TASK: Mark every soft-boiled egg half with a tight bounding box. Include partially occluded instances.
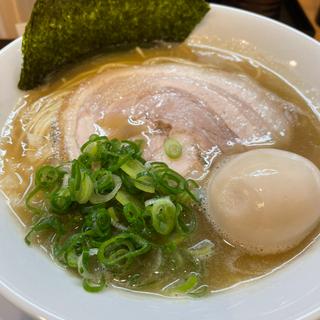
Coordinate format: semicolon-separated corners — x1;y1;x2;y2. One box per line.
207;149;320;255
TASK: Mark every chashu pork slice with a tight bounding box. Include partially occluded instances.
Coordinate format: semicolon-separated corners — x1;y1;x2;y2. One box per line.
60;63;296;178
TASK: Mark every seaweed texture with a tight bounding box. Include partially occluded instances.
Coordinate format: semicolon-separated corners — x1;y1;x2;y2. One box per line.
19;0;210;90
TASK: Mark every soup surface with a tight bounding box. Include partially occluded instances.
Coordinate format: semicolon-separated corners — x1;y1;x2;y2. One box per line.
1;43;320;295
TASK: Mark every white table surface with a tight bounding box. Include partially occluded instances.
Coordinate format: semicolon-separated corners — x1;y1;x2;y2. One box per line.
0;295;33;320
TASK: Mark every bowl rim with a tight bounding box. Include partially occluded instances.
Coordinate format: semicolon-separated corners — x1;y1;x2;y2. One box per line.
0;4;320;320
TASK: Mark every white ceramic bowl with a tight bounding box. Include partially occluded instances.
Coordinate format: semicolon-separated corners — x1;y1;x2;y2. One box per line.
1;4;320;320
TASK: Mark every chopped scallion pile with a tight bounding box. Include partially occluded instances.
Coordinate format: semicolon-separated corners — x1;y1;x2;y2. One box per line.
25;134;209;296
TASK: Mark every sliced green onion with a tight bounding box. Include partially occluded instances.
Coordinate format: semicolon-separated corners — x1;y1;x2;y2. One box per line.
184;179;200;203
164;272;199;295
50;187;72;213
80;135;109;164
159;171;184;193
121;159;155;193
121;159;145;178
134;177;155;193
115;189;143;209
119;171;140;194
174;273;199;293
76;172;94;204
104;207;128;230
123;139;143;155
82;141;98;158
77;248;107;292
123;203;145;231
83;278;106;293
35;165;62;190
93;169;115;194
176;204;197;234
188;285;209;297
66;248;79;268
77;248;99;279
69;161;94;204
166;233;186;248
83;208;112;239
164;138;182;159
98;233;151;269
24;135;203;295
99;237;135;269
25;215;64;245
70;160;81;190
81;134;107;152
25;186;42;215
90;174;121;204
55;233;85;261
151;198;176;235
106;207;118;222
147;163;185;195
145;196;170;207
188;239;215;259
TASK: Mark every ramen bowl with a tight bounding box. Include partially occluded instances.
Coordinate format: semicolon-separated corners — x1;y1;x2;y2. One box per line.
0;4;320;320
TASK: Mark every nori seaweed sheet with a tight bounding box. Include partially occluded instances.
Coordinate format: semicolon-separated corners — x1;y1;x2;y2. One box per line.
19;0;210;90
